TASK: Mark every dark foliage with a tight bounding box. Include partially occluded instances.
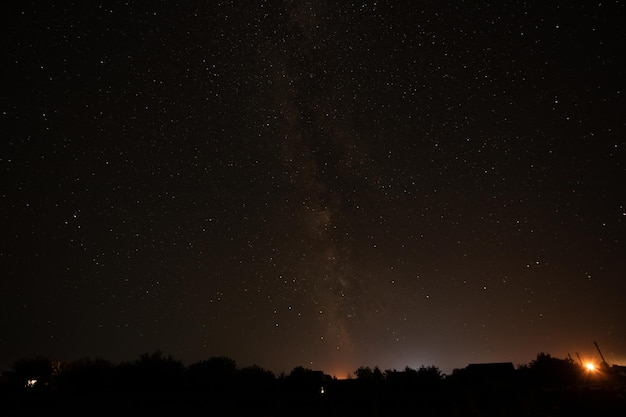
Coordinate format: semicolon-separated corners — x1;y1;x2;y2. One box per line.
1;351;624;416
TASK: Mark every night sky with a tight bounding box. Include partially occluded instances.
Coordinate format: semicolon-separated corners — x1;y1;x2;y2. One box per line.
2;1;625;378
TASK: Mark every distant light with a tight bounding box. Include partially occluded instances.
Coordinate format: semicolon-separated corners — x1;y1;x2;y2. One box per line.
585;362;596;371
26;379;37;388
320;386;325;395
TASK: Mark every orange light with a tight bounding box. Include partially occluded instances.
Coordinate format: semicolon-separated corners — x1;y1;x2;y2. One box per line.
585;362;596;371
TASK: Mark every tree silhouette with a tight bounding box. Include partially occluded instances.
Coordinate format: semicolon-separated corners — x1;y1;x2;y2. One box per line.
522;352;581;387
354;366;384;383
283;366;332;399
116;350;186;398
57;357;115;397
237;364;276;395
416;365;443;387
187;355;237;395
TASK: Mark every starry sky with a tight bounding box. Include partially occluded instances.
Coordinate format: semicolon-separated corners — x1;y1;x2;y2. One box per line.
1;1;625;378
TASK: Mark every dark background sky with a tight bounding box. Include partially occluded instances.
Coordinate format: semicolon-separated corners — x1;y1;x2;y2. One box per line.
2;1;624;378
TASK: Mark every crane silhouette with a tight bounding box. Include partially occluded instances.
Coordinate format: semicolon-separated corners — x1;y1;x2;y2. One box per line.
593;340;610;371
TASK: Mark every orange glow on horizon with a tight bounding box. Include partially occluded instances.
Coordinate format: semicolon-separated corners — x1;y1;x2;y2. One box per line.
325;367;354;380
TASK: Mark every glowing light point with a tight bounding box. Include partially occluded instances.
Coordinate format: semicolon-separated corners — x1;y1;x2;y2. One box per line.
585;362;596;371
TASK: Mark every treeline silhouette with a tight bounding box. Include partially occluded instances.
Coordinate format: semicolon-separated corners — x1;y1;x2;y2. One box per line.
1;351;625;416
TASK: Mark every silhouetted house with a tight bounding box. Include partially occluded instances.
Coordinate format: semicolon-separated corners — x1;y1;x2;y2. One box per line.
611;365;626;377
462;362;516;387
